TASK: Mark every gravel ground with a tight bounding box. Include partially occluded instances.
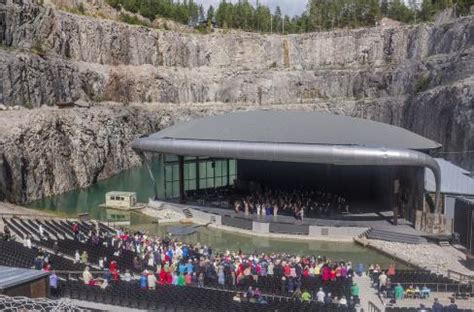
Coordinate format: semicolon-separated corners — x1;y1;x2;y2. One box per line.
0;202;53;216
367;239;473;276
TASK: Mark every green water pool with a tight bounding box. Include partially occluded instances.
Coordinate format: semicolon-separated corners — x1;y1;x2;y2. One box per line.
128;215;407;268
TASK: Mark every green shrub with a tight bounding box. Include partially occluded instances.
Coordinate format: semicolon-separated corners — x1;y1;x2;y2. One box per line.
78;3;85;14
415;75;431;93
195;24;209;34
24;101;33;109
119;13;148;26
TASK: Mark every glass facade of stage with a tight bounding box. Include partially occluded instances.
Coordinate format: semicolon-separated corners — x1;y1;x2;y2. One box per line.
157;155;237;199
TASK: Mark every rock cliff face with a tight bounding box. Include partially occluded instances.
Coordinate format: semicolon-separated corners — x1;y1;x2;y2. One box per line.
0;0;472;203
0;105;161;202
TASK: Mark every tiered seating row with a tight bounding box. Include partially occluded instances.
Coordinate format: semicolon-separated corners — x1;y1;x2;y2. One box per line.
60;280;354;312
0;239;85;271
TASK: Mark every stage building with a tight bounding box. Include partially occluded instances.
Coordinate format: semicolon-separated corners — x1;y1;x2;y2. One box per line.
132;111;446;232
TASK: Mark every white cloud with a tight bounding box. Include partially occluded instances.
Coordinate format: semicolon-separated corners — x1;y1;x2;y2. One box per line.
194;0;307;17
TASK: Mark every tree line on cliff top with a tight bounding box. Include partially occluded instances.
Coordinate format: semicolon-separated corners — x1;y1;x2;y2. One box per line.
106;0;473;33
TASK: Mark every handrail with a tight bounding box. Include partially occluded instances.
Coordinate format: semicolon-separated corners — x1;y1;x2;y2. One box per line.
368;301;382;312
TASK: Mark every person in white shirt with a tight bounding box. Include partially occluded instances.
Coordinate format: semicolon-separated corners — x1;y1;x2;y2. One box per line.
339;296;348;306
100;279;108;289
25;235;32;249
147;272;157;290
378;271;388;292
317;288;325;303
123;269;132;282
83;267;93;285
147;254;154;267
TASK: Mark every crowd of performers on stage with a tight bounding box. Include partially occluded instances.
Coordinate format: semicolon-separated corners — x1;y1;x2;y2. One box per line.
232;187;349;220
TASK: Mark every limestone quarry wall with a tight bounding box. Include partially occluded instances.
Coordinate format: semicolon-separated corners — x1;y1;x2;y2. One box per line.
0;0;472;203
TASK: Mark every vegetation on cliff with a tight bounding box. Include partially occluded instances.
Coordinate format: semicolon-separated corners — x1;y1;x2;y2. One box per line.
106;0;472;33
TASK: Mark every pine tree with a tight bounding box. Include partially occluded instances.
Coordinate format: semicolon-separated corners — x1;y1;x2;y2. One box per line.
105;0;465;34
198;4;205;23
207;5;215;22
420;0;434;21
308;0;325;30
381;0;389;16
274;6;282;33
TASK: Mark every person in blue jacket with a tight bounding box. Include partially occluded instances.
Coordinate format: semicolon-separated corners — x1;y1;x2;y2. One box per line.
139;272;148;289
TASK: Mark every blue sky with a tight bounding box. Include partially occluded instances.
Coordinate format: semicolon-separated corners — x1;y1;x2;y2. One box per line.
194;0;308;17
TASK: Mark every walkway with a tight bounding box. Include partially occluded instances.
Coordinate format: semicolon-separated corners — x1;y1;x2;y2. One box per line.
353;274;384;311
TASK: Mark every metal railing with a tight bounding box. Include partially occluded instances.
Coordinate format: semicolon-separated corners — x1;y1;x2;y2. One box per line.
368;301;382;312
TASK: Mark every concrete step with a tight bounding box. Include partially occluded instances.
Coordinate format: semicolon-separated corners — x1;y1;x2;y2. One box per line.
366;229;427;244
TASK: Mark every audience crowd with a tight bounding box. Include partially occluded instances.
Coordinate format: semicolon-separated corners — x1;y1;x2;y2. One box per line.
3;220;468;311
75;227;358;305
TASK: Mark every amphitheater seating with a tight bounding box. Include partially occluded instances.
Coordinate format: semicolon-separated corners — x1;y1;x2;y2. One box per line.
38;236;137;271
37;233;353;297
0;239;85;271
2;217;354;297
372;270;468;294
390;270;455;284
60;279;355;312
225;274;352;299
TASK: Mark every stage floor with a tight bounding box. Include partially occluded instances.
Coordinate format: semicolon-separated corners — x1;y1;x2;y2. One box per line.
167;201;423;236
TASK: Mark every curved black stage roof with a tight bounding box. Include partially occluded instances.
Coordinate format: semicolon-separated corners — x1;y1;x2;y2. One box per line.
147;111;440;150
132;111;442;206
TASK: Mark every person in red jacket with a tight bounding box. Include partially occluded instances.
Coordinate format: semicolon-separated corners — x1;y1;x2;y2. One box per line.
109;260;118;272
322;266;330;283
111;269;119;281
303;266;310;278
330;267;337;281
72;222;79;240
159;268;167;285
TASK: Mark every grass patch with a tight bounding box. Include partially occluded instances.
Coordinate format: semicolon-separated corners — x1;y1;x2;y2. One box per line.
64;3;86;15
